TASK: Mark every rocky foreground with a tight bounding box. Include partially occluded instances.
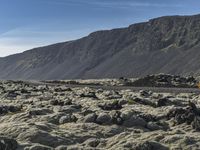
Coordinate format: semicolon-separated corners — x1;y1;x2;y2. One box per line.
0;79;200;149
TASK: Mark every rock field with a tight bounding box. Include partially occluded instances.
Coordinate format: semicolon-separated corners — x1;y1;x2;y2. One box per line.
0;78;200;149
44;74;198;88
127;74;198;88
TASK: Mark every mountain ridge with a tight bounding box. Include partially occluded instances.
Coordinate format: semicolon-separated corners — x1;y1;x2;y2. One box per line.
1;14;200;79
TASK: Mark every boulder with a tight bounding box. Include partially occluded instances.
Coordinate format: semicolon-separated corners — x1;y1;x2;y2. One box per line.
80;92;98;99
49;99;72;106
27;144;53;150
123;116;147;127
96;113;112;125
29;108;52;116
55;145;68;150
0;136;18;150
0;105;22;114
167;101;200;129
139;90;152;97
98;100;122;110
192;116;200;131
83;113;97;123
84;138;100;147
134;141;169;150
59;114;77;124
110;111;123;125
17;129;70;148
147;122;162;131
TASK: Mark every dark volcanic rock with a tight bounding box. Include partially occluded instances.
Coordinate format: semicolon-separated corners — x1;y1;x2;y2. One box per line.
110;111;124;125
129;74;197;88
123;116;147;127
0;105;22;114
49;99;72;106
59;114;77;124
27;144;53;150
192;116;200;131
167;101;200;129
134;141;169;150
156;98;172;107
96;113;112;125
80;92;98;99
131;97;155;107
83;113;97;123
5;90;20;99
98;100;123;110
83;138;100;148
0;137;18;150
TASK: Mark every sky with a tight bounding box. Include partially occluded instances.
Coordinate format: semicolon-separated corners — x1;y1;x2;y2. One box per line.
0;0;200;57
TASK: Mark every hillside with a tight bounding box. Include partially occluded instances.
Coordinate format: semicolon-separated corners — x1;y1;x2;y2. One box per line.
1;14;200;79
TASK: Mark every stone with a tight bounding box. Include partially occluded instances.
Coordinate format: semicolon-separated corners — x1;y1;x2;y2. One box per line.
98;100;122;110
134;141;169;150
53;105;80;113
156;98;172;107
5;90;20;99
83;113;97;123
192;116;200;131
167;102;200;125
132;97;155;107
121;110;138;121
84;138;100;147
147;122;161;131
118;99;128;105
29;108;52;116
47;113;67;124
0;136;18;150
139;90;151;97
59;114;77;124
17;129;70;148
63;99;72;105
55;145;68;150
96;113;112;124
80;92;98;99
138;114;157;122
49;99;72;106
123;116;147;127
28;144;53;150
0;105;22;114
110;111;123;125
49;100;59;106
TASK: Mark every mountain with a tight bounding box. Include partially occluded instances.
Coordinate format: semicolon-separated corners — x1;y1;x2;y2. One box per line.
1;14;200;80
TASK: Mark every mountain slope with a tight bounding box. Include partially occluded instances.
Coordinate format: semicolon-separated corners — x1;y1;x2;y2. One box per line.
1;14;200;80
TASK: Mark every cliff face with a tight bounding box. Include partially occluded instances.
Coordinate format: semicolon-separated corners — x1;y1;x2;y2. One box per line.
1;14;200;80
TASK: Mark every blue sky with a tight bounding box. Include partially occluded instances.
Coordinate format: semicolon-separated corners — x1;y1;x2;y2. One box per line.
0;0;200;57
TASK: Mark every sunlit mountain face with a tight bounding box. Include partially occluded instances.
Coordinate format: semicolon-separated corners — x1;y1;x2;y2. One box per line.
1;14;200;79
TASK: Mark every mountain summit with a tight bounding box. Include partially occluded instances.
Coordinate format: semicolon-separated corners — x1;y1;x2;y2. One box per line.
1;14;200;80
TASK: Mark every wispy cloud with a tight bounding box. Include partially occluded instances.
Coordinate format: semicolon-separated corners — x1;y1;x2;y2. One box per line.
89;1;183;8
43;0;183;9
0;26;93;57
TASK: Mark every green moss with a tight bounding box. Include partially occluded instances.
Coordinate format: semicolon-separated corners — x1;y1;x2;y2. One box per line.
127;99;136;105
112;100;119;105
